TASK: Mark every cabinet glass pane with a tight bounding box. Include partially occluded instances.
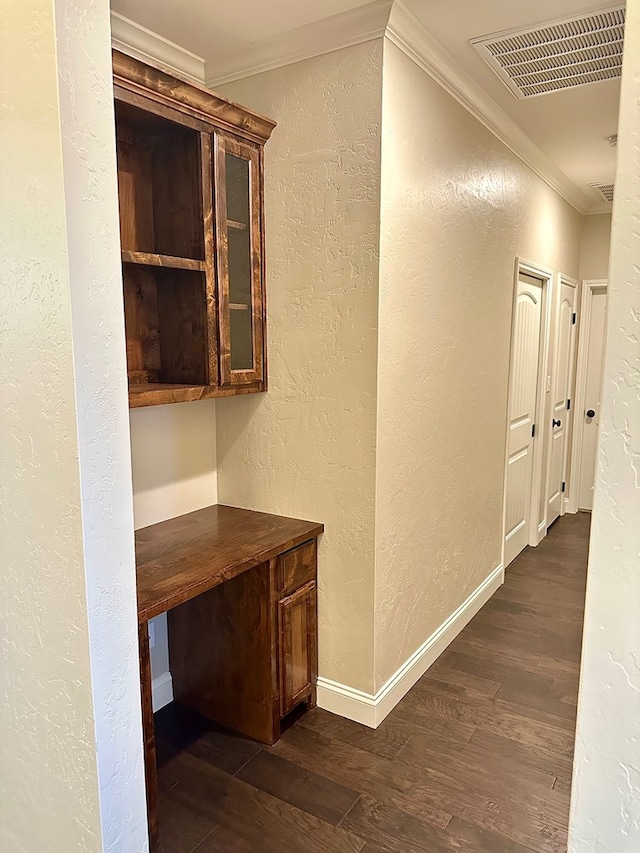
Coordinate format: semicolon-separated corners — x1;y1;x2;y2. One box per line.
225;152;253;370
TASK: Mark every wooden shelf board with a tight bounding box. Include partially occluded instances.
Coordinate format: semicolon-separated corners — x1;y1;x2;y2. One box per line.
129;383;211;407
227;219;248;231
122;250;206;271
128;382;267;407
229;303;250;311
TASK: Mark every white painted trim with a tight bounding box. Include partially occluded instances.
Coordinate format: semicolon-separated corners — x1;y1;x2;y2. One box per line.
315;679;377;727
384;2;591;215
110;11;205;83
585;203;614;216
152;671;174;713
317;564;503;728
567;279;609;513
204;0;393;88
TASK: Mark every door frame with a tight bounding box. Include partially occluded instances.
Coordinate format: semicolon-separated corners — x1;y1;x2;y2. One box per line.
567;279;608;514
544;273;578;522
501;258;554;568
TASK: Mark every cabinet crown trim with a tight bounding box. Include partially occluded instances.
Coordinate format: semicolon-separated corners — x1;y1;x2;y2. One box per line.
113;49;276;143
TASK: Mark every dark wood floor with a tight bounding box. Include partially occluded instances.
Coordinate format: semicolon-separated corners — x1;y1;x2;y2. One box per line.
155;512;590;853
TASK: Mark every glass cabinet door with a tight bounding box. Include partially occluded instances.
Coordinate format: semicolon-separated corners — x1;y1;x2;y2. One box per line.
214;133;265;387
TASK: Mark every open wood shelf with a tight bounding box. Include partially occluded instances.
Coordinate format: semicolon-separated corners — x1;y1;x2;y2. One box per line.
122;250;206;271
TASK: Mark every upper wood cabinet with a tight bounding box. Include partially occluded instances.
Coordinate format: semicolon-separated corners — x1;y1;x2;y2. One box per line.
112;51;276;408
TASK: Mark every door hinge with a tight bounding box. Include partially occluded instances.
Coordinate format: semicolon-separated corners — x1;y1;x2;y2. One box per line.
567;398;571;410
531;423;536;438
572;312;577;325
561;481;566;493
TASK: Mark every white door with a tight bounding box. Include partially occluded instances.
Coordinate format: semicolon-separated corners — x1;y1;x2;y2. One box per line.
546;279;577;525
504;273;543;566
578;287;608;510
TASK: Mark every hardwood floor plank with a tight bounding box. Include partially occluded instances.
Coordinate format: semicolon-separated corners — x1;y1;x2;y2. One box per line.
445;816;539;853
156;704;261;775
468;729;574;781
396;727;557;793
157;784;217;853
395;680;576;755
272;731;453;831
297;707;413;760
449;651;553;693
495;676;578;724
339;793;458;853
420;664;501;698
164;750;366;853
237;749;360;825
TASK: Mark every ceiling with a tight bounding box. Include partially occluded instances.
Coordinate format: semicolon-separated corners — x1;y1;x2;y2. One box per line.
110;0;622;213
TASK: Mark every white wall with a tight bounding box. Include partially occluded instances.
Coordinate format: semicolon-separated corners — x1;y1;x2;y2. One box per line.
579;213;612;281
374;40;582;689
130;400;218;683
215;41;383;693
1;1;147;850
569;1;640;848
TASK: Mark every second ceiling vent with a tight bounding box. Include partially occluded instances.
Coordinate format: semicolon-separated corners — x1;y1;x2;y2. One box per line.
471;5;625;99
591;182;615;203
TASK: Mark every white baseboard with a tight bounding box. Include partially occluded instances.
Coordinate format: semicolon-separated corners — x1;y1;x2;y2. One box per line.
317;563;504;728
152;671;174;713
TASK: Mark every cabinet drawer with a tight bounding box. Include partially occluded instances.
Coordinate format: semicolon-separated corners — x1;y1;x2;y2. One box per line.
277;540;316;596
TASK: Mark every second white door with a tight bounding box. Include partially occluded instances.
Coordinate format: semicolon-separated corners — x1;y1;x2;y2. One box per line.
546;278;577;525
504;273;544;567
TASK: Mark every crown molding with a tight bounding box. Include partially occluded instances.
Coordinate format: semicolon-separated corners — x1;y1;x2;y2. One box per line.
584;202;614;216
110;11;205;84
204;0;393;88
386;1;592;215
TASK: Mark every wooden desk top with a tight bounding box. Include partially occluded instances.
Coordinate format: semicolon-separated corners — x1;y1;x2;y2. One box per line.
136;504;324;623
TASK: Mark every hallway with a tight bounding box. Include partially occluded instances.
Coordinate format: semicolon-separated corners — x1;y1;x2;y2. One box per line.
155;512;590;853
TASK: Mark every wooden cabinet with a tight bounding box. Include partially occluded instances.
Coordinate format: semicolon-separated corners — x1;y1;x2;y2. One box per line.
136;505;323;851
167;541;318;744
112;51;275;407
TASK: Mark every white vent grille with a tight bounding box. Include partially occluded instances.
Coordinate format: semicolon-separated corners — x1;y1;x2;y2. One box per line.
472;6;625;99
591;182;615;202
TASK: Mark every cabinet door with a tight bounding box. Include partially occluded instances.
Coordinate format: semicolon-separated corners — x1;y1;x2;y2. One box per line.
278;581;317;716
214;132;265;387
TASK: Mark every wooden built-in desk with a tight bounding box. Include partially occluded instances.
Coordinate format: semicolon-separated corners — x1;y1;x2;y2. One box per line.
136;505;324;851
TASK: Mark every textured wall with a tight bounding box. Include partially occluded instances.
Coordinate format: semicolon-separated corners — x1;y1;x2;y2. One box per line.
374;41;582;688
569;2;640;848
130;401;218;530
215;41;382;692
131;399;218;680
0;0;146;851
579;213;612;282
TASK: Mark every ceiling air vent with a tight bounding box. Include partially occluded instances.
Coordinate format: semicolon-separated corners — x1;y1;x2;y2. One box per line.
471;5;625;99
591;182;615;202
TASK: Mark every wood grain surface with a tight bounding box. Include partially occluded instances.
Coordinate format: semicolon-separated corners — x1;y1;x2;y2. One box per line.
136;504;324;622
